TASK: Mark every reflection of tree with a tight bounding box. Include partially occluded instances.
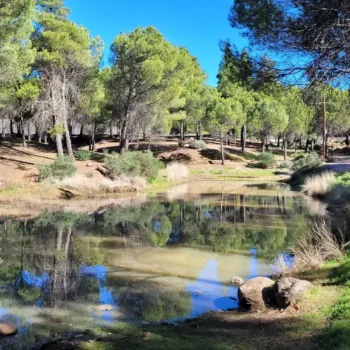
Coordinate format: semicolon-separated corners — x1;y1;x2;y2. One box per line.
118;286;191;322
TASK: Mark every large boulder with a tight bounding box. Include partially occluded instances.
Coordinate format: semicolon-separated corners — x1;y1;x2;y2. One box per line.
273;277;313;308
238;277;275;311
230;276;245;287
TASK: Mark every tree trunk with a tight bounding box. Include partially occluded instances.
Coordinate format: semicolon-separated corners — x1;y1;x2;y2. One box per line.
277;135;280;148
262;137;266;153
79;125;84;140
266;134;269;151
196;123;200;140
89;123;96;151
283;132;288;161
346;134;349;146
225;133;228;146
180;120;185;142
305;139;309;153
56;133;64;156
220;132;225;166
44;133;48;145
38;132;42;143
63;118;74;158
110;123;113;138
27;124;31;141
119;121;128;154
1;118;5;138
10;119;14;136
241;124;246;152
20;115;27;148
311;139;315;152
198;122;202;140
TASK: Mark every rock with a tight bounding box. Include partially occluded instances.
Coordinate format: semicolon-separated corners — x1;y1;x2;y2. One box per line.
231;276;245;287
93;304;113;312
86;163;94;167
238;277;275;311
273;277;313;308
0;322;17;336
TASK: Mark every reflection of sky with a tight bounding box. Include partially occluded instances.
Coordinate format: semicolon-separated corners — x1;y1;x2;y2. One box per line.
248;248;259;279
187;259;237;318
80;265;116;323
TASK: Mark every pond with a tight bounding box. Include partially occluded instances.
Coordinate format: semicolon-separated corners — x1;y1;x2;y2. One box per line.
0;182;340;348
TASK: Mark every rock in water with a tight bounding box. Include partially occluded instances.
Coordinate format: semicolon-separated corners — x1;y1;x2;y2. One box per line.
238;277;275;311
0;322;17;336
231;276;245;287
273;277;313;308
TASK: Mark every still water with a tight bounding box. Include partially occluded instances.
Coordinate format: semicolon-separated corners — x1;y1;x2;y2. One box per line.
0;182;335;348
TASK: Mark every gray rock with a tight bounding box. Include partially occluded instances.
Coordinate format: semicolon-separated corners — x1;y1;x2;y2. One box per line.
273;277;313;308
0;322;17;336
230;276;245;287
238;277;275;311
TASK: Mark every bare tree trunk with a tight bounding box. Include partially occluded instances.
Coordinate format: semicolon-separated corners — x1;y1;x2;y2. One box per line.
110;123;113;138
180;120;185;142
225;133;228;146
56;133;64;156
63;118;74;158
10;118;14;136
1;118;5;138
89;123;96;151
38;132;42;143
27;124;31;141
262;136;266;153
241;124;246;152
20;115;27;148
266;134;269;151
196;123;200;140
220;132;225;166
119;121;129;154
44;133;48;145
283;132;288;161
79;125;84;140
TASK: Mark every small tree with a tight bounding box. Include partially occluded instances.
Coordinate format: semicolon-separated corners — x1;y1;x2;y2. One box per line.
208;96;244;165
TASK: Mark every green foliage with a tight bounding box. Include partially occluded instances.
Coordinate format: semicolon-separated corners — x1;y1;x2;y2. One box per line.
105;151;163;181
255;152;276;169
293;152;322;171
18;287;41;302
74;150;92;161
278;160;293;170
47;124;65;137
336;173;350;187
189;140;207;150
37;156;77;181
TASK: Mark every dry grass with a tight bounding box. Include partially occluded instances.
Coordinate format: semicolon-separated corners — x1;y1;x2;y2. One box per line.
166;162;189;181
301;172;336;197
292;221;349;271
55;173;146;194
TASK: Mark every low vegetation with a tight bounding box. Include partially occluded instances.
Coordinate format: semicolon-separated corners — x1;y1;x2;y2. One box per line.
255;152;276;169
301;172;336;197
56;173;146;194
37;156;77;181
189;140;207;150
73;150;92;161
104;151;163;181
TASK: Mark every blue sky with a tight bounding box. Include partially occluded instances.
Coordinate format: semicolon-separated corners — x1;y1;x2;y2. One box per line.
65;0;249;86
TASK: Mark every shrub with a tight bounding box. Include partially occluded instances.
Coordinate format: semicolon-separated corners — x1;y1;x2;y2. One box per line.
278;160;293;170
37;156;77;181
178;140;186;148
293;152;322;171
255;152;276;169
74;150;92;161
336;172;350;186
189;140;207;150
104;151;163;181
166;162;189;181
301;172;336;196
56;173;146;193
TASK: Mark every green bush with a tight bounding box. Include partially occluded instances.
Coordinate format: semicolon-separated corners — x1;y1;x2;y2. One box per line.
189;140;207;150
336;172;350;186
104;151;163;181
74;150;92;161
293;152;322;171
278;160;293;169
37;156;77;181
255;152;276;169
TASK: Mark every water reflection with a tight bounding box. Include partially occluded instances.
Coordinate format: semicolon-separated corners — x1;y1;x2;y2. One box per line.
0;183;343;348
